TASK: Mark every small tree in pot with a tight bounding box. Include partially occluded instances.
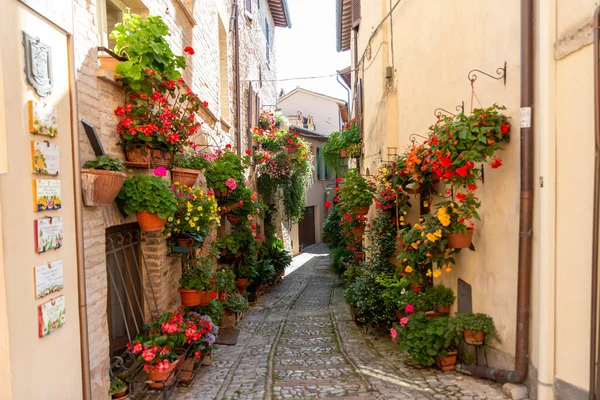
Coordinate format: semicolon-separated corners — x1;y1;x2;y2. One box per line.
81;155;126;206
451;312;498;345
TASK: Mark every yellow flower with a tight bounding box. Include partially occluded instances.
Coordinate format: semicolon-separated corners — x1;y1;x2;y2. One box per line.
421;232;426;237
176;220;180;224
426;233;437;242
411;242;419;250
197;206;203;211
189;222;195;228
433;270;442;279
168;217;174;222
434;229;442;238
426;269;432;277
405;266;413;273
437;207;451;227
413;223;424;230
166;232;171;237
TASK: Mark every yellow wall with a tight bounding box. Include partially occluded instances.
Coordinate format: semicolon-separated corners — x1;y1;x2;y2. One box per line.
0;3;83;398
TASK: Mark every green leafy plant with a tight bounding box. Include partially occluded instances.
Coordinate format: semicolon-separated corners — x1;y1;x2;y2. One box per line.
451;312;499;341
260;239;292;274
338;169;375;212
174;148;211;171
323;119;361;173
109;376;127;396
224;187;262;218
83;155;124;172
179;265;211;291
426;285;456;308
213;269;236;294
110;13;186;91
237;259;257;279
195;299;224;323
375;274;410;310
344;273;396;327
118;173;178;219
251;258;275;286
396;313;459;367
223;293;249;313
204;149;249;192
164;184;220;242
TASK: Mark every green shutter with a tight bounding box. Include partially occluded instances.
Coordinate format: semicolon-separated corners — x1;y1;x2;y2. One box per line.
317;148;322;180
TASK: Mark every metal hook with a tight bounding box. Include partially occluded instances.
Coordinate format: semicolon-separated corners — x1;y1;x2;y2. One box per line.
467;62;507;86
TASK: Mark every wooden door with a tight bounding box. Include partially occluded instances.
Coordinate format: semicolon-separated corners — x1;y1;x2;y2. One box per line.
298;206;316;249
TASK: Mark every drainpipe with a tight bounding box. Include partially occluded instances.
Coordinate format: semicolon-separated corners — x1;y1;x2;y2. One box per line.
233;1;242;156
457;0;534;384
589;6;600;398
68;36;92;400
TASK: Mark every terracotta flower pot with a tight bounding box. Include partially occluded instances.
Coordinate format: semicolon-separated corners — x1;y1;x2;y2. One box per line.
178;355;195;382
236;277;249;291
171;167;200;187
463;329;485;345
354;251;365;262
214;188;233;200
176;237;194;249
227;215;241;225
199;291;211;306
150;148;174;168
193;351;205;366
146;358;179;389
125;145;151;164
80;169;126;206
252;139;258;147
354;205;370;215
447;229;474;248
435;349;458;372
352;225;365;236
339;149;348;158
112;389;129;400
179;288;202;307
323;236;329;243
436;305;451;314
136;211;166;232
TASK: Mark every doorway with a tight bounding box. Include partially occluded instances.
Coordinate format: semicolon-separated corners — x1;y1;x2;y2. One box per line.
298;206;316;250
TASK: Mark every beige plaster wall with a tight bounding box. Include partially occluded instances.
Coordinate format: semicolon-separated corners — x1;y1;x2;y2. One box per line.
278;91;343;135
0;2;83;398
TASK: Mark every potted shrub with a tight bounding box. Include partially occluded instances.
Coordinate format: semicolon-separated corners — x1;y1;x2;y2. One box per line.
223;293;249;316
109;377;129;400
215;235;242;264
426;284;456;314
171;148;210;187
81;155;126;206
118;169;178;232
164;184;220;247
222;187;260;225
178;265;211;307
259;239;292;282
436;194;480;249
452;312;498;345
338;169;375;215
236;260;257;292
396;313;459;371
213;268;236;298
128;335;180;390
249;259;275;299
203;148;248;199
375;274;410;320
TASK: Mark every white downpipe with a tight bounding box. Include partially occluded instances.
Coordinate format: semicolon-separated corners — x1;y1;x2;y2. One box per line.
536;0;557;398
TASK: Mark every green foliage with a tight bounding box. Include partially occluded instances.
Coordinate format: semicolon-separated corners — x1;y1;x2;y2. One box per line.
365;211;401;274
110;13;186;91
225;187;261;218
213;268;236;294
281;172;307;223
179;265;211;291
109;377;127;395
83;155;124;172
238;258;257;279
331;247;353;276
118;174;178;219
426;285;456;307
252;258;275;286
451;313;498;341
173;148;211;170
165;185;220;242
397;313;459;367
260;239;292;274
223;293;249;313
344;272;396;327
323;120;361;173
338;169;375;212
324;205;345;249
399;289;434;312
195;299;224;323
375;274;410;310
204;149;248;192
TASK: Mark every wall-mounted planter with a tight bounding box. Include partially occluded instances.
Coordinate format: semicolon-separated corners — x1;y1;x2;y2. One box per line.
171;167;199;187
81;169;126;206
136;211;166;232
447;229;474;248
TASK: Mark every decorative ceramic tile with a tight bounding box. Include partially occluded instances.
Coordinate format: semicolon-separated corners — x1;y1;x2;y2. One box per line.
31;141;59;175
33;179;61;211
34;260;64;299
28;100;57;137
34;217;63;253
38;295;66;337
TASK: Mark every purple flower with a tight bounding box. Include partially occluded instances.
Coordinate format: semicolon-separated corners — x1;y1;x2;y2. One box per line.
205;333;215;345
405;304;414;314
153;166;167;177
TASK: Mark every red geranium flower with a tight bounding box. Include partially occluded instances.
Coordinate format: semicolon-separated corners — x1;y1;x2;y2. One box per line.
500;122;510;135
491;158;503;169
468;184;478;191
245;149;252;155
336;177;342;183
225;144;232;149
184;46;195;55
325;201;332;209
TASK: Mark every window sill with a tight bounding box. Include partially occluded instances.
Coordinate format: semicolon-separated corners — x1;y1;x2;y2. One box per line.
173;0;196;25
220;118;232;131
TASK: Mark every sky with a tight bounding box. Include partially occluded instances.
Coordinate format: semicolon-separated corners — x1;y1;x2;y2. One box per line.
275;0;351;103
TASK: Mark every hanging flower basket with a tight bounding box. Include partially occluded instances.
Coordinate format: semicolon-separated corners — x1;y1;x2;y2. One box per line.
447;228;474;248
178;288;201;307
176;237;194;249
435;349;458;372
136;211;166;232
339;149;348;159
171;167;199;187
354;206;370;215
226;215;241;225
80;169;126;206
146;358;179;389
352;225;365;236
463;329;485;345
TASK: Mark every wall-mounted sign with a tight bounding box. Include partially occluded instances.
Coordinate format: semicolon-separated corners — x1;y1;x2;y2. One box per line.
34;260;64;299
38;295;66;337
34;217;63;253
18;0;73;34
33;179;61;211
28;101;57;137
22;32;53;98
31;141;59;175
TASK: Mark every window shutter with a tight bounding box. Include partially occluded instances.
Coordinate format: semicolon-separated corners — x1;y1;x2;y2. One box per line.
265;20;271;64
245;0;252;13
317;148;322;180
351;0;361;29
248;83;254;145
356;79;364;139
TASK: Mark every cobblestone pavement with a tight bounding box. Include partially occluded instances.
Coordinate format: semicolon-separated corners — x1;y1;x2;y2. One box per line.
176;245;508;400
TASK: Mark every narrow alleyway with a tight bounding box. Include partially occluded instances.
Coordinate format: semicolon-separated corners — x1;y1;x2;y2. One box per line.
176;245;509;400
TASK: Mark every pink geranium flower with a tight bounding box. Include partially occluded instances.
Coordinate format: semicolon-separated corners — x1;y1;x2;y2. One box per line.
405;304;414;314
153;166;167;177
225;178;237;190
390;327;397;339
400;317;409;327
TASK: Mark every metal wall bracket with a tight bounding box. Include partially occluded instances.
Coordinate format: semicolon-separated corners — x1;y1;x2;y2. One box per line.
434;101;465;118
467;61;507;86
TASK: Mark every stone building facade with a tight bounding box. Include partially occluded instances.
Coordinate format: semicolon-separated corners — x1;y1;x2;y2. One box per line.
71;0;289;397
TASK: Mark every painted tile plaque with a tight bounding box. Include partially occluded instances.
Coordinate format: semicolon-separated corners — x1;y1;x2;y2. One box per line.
34;260;64;299
38;295;66;337
33;179;61;211
28;100;57;137
34;217;63;253
31;141;59;175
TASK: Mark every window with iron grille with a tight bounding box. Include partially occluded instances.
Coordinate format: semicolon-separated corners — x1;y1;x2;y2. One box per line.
245;0;252;13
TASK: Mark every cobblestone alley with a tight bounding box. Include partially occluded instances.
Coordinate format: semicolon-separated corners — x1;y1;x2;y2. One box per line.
176;245;509;400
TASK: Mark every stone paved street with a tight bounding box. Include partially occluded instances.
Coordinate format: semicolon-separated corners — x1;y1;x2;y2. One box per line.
176;245;509;400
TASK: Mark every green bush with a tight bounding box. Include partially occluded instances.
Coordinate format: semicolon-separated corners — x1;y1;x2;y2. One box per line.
213;268;236;294
179;265;211;291
82;155;124;172
338;169;375;212
118;174;178;219
426;285;456;308
223;293;249;313
451;312;498;341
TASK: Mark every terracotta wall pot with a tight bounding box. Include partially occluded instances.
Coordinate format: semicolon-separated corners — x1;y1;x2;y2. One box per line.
354;205;370;215
112;389;130;400
199;291;211;306
81;169;126;206
252;139;258;147
171;167;200;187
339;149;348;158
226;215;241;225
125;145;151;164
146;358;179;389
136;211;166;232
176;237;194;249
435;349;458;372
447;229;474;248
463;329;485;345
99;54;120;74
236;277;249;291
193;351;205;366
435;305;451;314
352;225;365;236
150;148;174;168
179;288;202;306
